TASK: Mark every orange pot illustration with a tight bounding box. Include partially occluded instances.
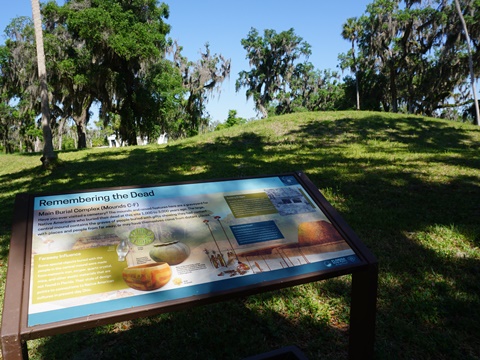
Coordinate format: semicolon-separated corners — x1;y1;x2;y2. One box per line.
122;262;172;291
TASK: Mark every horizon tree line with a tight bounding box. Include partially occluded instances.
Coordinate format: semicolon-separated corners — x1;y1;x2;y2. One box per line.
1;0;479;157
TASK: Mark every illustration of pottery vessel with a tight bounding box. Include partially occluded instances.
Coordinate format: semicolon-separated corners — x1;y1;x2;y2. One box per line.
122;262;172;291
149;240;190;265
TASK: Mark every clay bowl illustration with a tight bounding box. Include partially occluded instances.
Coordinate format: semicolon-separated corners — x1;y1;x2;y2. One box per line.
149;240;190;265
122;262;172;291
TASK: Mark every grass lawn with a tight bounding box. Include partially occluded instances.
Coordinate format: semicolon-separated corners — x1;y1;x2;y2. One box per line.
0;110;479;359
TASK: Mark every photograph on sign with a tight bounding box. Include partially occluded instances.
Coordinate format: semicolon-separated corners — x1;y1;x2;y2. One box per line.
28;175;359;326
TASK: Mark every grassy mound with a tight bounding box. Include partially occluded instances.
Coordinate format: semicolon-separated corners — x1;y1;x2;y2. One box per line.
0;111;479;359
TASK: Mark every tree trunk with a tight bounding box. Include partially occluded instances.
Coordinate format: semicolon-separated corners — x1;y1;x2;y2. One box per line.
352;41;360;110
256;100;268;118
56;116;67;150
31;0;57;165
389;61;398;113
35;136;42;152
77;123;87;149
455;0;479;126
1;125;7;153
73;98;92;149
355;73;360;111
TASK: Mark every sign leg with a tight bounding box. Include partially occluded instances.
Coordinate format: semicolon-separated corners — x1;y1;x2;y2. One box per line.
348;264;378;360
1;337;28;360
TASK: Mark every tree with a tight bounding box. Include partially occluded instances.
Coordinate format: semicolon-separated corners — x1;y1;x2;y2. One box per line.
41;1;96;149
2;17;44;151
0;102;16;153
0;45;14;153
361;0;401;112
31;0;56;165
215;109;246;131
135;58;184;140
236;28;311;118
341;17;362;110
67;0;172;145
2;1;232;150
288;64;343;113
348;0;478;118
340;72;383;112
454;0;479;125
173;42;231;137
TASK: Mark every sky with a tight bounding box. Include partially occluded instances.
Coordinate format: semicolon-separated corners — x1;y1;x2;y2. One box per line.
1;0;372;123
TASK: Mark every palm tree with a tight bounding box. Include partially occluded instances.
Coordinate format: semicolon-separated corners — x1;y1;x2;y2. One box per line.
342;17;362;110
31;0;56;165
454;0;479;126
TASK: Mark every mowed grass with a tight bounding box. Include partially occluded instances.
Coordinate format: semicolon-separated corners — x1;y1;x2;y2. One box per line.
0;111;479;359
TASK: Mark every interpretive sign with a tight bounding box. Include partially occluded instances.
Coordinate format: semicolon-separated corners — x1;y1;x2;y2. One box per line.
1;172;377;360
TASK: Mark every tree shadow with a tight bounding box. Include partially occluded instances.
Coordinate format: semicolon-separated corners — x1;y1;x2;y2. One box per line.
287;115;479;154
35;289;351;360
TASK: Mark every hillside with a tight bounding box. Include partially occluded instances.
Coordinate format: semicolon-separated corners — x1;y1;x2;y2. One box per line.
0;111;479;359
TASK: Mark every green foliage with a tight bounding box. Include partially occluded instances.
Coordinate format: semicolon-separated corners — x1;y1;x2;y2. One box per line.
236;27;346;117
63;0;172;145
225;109;247;127
137;59;185;139
173;42;231;138
236;28;312;117
61;135;76;150
287;67;344;113
341;72;383;111
2;0;228;150
215;109;247;130
2;0;193;150
339;0;480;117
0;102;16;153
67;0;170;61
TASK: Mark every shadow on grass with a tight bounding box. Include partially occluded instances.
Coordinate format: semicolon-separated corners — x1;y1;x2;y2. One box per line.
35;291;349;360
1;114;479;359
285;116;480;358
289;115;479;153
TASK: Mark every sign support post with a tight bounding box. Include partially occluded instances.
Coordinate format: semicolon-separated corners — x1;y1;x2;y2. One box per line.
1;194;30;360
349;263;378;359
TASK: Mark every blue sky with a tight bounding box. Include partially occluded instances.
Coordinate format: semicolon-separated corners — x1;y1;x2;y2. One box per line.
1;0;372;122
